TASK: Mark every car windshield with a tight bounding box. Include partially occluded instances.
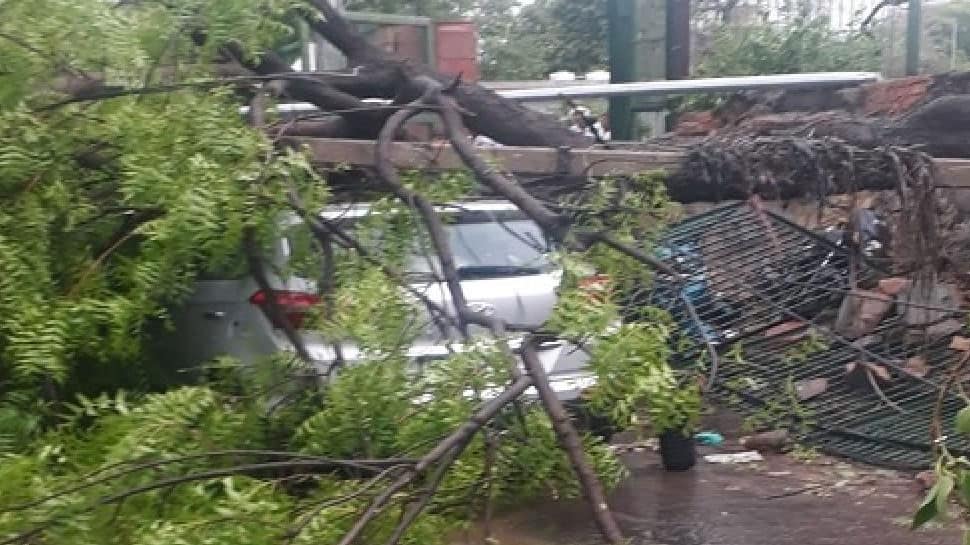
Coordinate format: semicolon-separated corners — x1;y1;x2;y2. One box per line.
281;208;555;280
407;218;554;278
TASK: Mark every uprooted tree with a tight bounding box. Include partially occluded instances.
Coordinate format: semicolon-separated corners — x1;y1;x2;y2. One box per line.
0;1;954;544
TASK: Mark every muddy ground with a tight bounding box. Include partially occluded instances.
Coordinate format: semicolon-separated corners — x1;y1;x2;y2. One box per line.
453;438;958;545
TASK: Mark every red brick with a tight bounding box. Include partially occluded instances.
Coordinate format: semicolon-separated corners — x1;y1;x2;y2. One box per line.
861;76;932;117
674;111;719;136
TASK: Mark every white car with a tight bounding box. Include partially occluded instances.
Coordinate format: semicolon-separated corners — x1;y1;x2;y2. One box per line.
160;200;596;400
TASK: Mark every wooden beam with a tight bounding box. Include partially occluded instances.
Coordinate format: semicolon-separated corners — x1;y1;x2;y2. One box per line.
283;137;685;177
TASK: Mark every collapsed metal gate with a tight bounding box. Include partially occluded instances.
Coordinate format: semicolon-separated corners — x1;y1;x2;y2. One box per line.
645;203;969;469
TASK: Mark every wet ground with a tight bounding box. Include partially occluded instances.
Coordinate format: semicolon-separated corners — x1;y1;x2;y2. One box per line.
453;445;958;545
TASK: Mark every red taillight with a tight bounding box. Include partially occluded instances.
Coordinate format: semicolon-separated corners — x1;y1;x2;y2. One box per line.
249;290;320;330
578;274;611;301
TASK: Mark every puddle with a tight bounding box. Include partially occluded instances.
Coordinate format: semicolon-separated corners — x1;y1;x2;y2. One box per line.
451;450;956;545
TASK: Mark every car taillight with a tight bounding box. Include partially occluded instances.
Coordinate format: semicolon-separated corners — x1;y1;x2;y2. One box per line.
249;290;320;330
578;274;611;300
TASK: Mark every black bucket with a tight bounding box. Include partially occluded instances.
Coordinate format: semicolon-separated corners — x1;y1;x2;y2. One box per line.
659;429;697;471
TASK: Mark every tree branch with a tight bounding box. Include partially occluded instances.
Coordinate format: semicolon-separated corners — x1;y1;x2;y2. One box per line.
521;340;624;544
373;78;470;335
335;374;533;545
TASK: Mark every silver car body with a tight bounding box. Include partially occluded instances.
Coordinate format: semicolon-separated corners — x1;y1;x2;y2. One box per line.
165;200;594;399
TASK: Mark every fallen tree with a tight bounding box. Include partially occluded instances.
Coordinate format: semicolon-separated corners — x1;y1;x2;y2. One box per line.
0;2;957;545
0;2;685;545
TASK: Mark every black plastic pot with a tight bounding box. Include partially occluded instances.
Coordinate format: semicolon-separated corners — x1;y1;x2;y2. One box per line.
659;429;697;471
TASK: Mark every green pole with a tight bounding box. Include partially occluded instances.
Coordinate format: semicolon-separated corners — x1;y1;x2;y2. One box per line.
608;0;635;141
299;20;312;71
906;0;922;75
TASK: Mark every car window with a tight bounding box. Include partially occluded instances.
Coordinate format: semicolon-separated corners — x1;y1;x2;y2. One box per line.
406;219;553;277
281;208;554;280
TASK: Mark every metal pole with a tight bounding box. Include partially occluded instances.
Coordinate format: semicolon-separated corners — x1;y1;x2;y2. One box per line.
299;20;312;72
666;0;691;80
607;0;635;141
905;0;922;76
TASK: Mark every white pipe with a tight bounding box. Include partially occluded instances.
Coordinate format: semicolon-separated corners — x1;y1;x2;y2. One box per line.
240;72;882;114
500;72;881;102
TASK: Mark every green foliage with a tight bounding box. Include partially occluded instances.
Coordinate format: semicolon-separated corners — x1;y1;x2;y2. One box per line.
957;406;970;436
680;16;881;113
0;2;680;542
0;1;322;405
912;401;970;536
0;359;624;545
479;0;607;80
582;320;701;434
296;359;412;459
782;331;829;365
729;376;814;436
696;17;881;77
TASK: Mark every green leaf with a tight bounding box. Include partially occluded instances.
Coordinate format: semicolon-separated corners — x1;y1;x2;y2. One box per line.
913;482;941;529
964;528;970;545
937;474;955;515
956;406;970;435
960;471;970;505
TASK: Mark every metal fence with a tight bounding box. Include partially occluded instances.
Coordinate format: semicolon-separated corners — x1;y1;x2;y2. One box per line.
645;203;967;468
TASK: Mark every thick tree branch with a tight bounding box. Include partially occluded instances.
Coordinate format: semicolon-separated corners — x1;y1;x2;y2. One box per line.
374;78;470;335
304;0;389;65
521;340;624;544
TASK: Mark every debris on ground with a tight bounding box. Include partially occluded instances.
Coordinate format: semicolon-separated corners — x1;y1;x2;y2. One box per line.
951;336;970;352
705;451;765;464
915;470;937;492
695;431;725;446
764;321;808;340
453;447;958;545
794;378;829;401
901;356;930;379
740;430;790;453
740;430;791;452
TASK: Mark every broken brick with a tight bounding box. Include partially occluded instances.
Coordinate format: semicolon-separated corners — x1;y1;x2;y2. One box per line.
861;76;932;117
902;356;930;378
951;336;970;352
764;321;807;340
794;378;829;401
740;429;790;452
674;111;720;136
877;277;911;297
